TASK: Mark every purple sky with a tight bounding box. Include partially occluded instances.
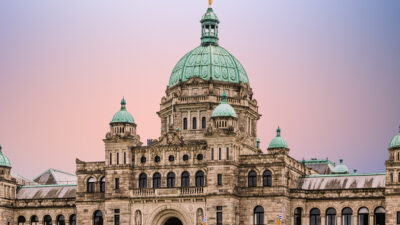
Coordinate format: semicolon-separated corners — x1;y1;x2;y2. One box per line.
0;0;399;178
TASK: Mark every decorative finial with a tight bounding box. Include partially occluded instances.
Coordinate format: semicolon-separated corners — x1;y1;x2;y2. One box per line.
339;158;343;164
120;97;126;110
0;145;2;152
221;92;227;103
276;127;281;137
398;125;400;133
208;0;213;7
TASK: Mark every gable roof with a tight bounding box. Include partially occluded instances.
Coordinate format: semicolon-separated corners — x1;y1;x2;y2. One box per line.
33;168;76;185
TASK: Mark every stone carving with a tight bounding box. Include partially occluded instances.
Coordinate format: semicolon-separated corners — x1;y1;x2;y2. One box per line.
135;210;142;225
196;208;204;225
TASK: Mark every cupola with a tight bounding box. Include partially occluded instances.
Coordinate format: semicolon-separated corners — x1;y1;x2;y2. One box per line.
109;97;137;137
268;127;289;150
333;158;349;174
211;93;238;131
110;97;135;124
389;125;400;149
0;145;11;168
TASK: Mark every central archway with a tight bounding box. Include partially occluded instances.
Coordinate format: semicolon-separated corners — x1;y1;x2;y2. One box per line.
164;217;183;225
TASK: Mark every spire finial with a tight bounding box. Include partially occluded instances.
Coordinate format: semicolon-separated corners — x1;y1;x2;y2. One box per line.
0;145;2;152
208;0;213;8
398;125;400;133
221;92;227;103
339;158;343;164
276;127;281;137
120;97;126;110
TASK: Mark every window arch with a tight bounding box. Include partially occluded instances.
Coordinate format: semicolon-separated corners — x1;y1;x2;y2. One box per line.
195;171;205;186
43;215;52;225
56;215;65;225
167;172;176;188
248;170;257;187
202;117;206;129
181;171;190;187
342;208;353;225
100;177;105;193
263;170;272;187
358;207;369;225
374;207;385;225
93;210;103;225
153;172;161;188
139;173;147;188
310;208;321;225
193;117;197;129
183;118;188;130
18;216;25;225
87;177;95;193
254;206;264;225
295;208;302;225
30;216;39;225
326;208;336;225
69;214;76;225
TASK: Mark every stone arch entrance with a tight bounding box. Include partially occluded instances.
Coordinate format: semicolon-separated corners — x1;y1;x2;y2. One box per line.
164;217;183;225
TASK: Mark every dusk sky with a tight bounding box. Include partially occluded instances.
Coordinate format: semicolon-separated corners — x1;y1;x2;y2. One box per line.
0;0;399;179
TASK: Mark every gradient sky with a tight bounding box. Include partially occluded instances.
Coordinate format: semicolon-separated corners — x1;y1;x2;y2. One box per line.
0;0;399;179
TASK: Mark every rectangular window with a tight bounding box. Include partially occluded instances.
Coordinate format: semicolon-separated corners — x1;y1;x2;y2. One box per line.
219;148;221;160
217;174;222;186
110;153;112;165
211;148;214;160
226;147;229;160
115;178;120;190
216;212;222;225
117;153;120;165
397;211;400;224
124;152;126;164
114;215;120;225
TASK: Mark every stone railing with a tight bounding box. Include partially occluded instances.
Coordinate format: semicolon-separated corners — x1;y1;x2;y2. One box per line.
132;186;205;197
132;188;155;196
180;186;204;195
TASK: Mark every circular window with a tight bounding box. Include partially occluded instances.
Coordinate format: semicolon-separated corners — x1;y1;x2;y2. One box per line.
183;154;189;161
154;155;160;163
197;154;203;161
168;155;175;162
140;156;146;163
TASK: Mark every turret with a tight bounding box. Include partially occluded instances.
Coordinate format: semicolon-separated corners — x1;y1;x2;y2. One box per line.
267;127;289;155
210;93;238;133
108;97;137;138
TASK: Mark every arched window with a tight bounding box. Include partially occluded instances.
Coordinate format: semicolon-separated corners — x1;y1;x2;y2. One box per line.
254;206;264;225
310;208;321;225
43;215;52;225
30;216;39;225
167;172;176;188
248;170;257;187
183;118;188;130
195;171;205;187
139;173;147;188
69;214;76;225
181;171;190;187
390;173;393;182
263;170;272;187
358;207;369;225
295;208;302;225
100;177;105;193
153;172;161;188
326;208;336;225
374;207;385;225
342;208;353;225
56;215;65;225
193;117;197;129
87;177;95;193
202;117;206;129
18;216;26;225
93;210;103;225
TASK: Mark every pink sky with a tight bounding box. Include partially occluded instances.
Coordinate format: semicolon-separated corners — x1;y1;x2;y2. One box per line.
0;0;399;178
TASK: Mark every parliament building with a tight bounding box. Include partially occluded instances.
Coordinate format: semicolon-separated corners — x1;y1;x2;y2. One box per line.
1;5;400;225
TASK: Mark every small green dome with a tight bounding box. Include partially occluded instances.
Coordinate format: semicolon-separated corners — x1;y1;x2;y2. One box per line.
168;8;249;87
389;126;400;149
110;98;135;124
211;93;237;118
0;145;11;168
268;127;289;149
333;159;349;174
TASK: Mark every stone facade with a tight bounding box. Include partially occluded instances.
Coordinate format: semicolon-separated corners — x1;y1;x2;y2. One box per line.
1;5;399;225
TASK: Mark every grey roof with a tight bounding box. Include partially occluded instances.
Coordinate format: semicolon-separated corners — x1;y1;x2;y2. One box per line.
305;163;335;174
33;168;77;185
297;173;386;190
11;171;38;186
16;185;76;199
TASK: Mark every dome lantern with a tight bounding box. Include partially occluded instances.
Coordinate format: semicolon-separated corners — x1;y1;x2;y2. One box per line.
201;7;219;46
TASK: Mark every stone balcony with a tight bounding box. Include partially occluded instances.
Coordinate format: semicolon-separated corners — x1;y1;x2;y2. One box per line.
132;186;205;197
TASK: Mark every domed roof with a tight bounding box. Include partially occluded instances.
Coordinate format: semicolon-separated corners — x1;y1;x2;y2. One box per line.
110;98;135;124
268;127;289;150
0;145;11;168
389;126;400;149
211;93;237;118
333;159;349;174
168;8;249;87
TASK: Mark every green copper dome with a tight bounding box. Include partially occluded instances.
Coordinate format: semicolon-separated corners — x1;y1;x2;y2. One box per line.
389;126;400;149
333;159;349;174
268;127;289;150
0;145;11;168
168;8;249;87
211;93;237;118
110;98;135;124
